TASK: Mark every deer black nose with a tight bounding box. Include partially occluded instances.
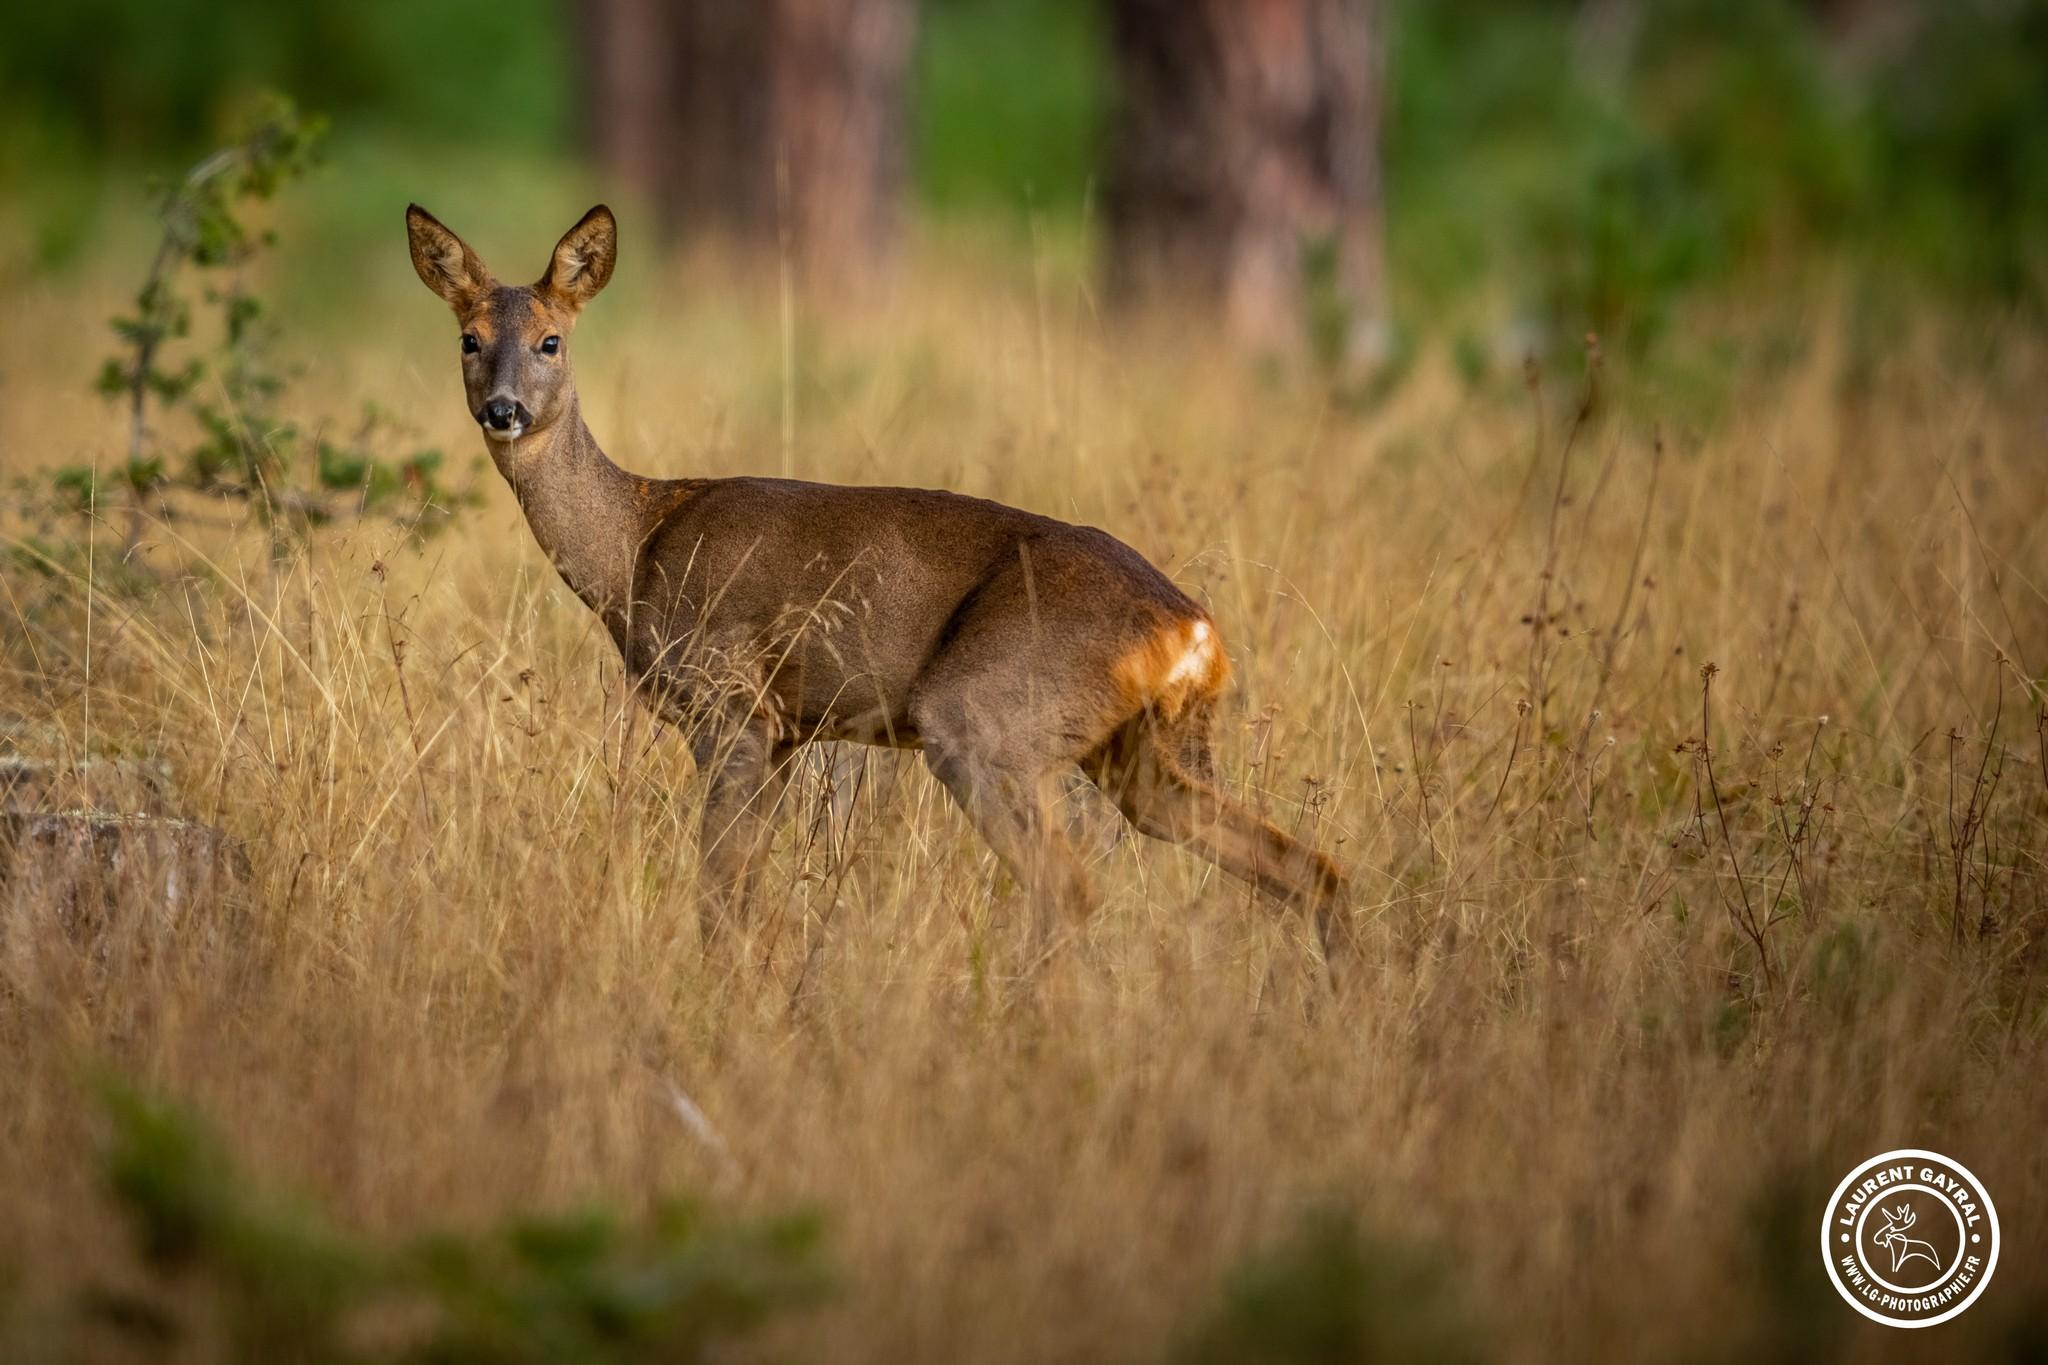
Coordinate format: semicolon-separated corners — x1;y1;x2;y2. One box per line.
482;398;519;430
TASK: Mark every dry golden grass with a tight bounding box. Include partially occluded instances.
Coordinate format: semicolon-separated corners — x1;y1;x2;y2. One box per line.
3;239;2046;1361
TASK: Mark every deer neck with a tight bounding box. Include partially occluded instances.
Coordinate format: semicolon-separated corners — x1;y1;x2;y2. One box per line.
491;395;638;621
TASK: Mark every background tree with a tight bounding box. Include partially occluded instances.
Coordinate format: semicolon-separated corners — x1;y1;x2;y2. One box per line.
1103;0;1387;358
578;0;918;291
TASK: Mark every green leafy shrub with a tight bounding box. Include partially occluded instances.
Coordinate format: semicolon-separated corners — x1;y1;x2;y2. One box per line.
1177;1205;1482;1365
82;1080;830;1364
50;95;480;568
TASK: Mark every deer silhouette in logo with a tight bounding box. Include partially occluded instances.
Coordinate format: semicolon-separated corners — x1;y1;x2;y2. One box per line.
1871;1204;1942;1277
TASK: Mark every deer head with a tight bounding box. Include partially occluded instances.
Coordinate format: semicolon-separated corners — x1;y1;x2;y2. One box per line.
1869;1202;1944;1275
405;204;617;447
1873;1204;1916;1245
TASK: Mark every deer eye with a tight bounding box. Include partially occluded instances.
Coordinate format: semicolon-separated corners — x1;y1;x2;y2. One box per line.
540;335;561;355
461;333;480;355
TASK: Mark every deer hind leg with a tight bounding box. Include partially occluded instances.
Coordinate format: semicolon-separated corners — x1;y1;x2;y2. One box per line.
907;657;1104;955
1089;710;1357;977
920;739;1095;954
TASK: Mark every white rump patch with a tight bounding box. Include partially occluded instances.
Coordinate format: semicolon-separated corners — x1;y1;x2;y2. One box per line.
1162;620;1214;687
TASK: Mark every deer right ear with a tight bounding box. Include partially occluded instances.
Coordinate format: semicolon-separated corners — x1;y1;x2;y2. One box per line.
406;204;491;311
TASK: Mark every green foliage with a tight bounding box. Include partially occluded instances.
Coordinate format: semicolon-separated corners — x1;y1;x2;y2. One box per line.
1866;0;2048;301
83;1079;830;1364
1302;236;1356;379
0;0;567;162
62;96;480;562
916;0;1111;214
94;1081;374;1361
926;0;2048;381
98;93;321;500
1178;1206;1482;1365
1388;0;2048;363
408;1204;830;1364
312;407;461;517
1727;1168;1848;1365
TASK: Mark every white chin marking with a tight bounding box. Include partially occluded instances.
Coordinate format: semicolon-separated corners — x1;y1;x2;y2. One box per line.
487;423;525;443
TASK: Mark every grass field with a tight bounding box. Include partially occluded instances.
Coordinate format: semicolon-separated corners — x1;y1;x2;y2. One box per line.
3;215;2046;1361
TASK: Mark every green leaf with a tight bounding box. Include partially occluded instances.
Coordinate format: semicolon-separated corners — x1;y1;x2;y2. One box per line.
52;465;97;507
124;457;165;491
314;442;368;491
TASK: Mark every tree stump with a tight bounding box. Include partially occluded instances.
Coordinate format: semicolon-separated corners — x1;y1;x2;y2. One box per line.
0;754;172;815
0;812;249;956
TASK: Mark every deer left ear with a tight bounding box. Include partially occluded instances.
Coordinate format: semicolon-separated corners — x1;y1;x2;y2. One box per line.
540;205;617;309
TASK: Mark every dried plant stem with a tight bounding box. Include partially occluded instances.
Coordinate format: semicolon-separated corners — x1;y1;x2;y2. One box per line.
1699;663;1771;991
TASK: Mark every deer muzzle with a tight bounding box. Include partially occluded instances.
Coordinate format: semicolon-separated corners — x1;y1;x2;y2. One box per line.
480;397;532;439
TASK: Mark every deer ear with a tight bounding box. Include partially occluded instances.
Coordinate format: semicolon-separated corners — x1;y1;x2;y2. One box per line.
406;205;492;311
539;205;617;309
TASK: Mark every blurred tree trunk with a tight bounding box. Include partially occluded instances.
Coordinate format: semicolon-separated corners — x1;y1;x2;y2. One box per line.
579;0;677;212
577;0;916;291
1104;0;1386;357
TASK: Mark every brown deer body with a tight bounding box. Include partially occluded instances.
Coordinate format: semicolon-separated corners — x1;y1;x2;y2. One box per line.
406;204;1353;964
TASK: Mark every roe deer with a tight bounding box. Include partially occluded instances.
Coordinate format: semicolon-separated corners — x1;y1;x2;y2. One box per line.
406;203;1354;969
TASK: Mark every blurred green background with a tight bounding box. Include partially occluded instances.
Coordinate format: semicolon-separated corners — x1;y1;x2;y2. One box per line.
2;0;2044;359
